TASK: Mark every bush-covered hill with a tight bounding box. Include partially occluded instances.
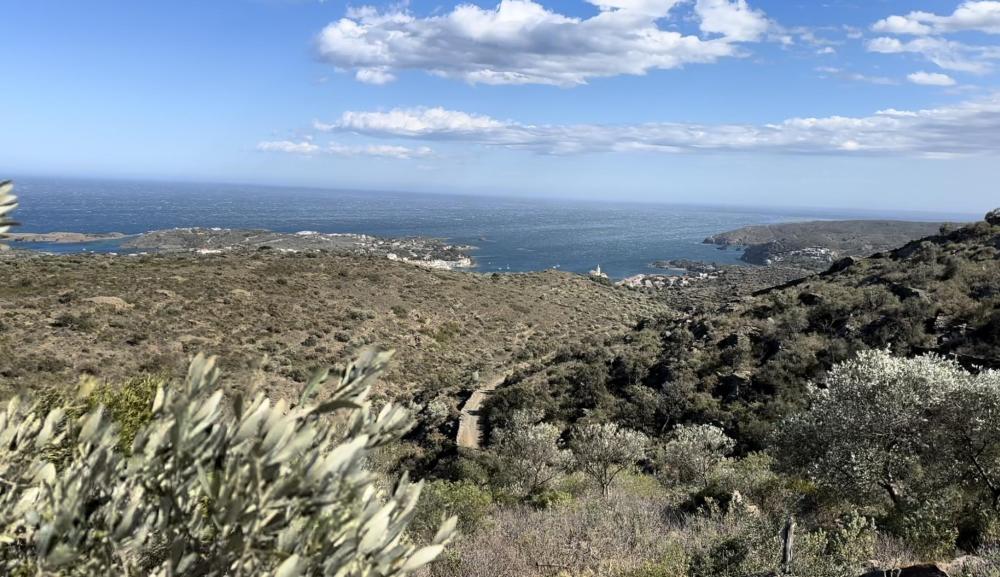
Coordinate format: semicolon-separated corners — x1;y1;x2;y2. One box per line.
704;219;951;267
485;211;1000;450
0;252;663;406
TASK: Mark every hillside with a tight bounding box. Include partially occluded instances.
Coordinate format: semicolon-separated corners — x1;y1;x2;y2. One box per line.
704;219;951;268
0;251;664;408
485;211;1000;450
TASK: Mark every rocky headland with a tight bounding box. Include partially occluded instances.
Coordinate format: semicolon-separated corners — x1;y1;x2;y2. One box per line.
704;219;953;268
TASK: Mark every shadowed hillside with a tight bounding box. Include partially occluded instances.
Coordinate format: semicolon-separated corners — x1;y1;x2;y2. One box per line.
486;211;1000;450
705;219;953;267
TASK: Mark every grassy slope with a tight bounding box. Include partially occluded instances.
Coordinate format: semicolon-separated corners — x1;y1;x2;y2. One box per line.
0;252;664;406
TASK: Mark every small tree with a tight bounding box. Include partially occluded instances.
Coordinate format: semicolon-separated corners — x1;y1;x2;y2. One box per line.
492;410;571;496
936;374;1000;509
774;351;1000;554
775;350;983;508
570;423;648;496
659;423;735;486
0;349;455;576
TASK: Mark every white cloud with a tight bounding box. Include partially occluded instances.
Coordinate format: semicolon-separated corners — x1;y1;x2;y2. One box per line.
256;140;320;154
315;0;774;86
816;66;896;85
873;1;1000;36
868;2;1000;73
257;140;433;159
866;36;996;74
331;143;434;159
907;71;958;86
314;97;1000;157
872;15;934;36
694;0;770;42
354;67;395;85
322;108;506;136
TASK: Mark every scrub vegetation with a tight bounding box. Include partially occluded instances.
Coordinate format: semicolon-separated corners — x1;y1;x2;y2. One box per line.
2;183;1000;576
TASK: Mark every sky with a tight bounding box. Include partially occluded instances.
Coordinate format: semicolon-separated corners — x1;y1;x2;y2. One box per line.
2;0;999;213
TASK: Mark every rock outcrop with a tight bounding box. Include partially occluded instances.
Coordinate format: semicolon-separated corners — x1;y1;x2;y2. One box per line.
859;564;947;577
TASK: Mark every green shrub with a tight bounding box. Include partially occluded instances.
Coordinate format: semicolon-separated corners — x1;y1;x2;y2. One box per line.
888;494;961;560
786;512;878;577
410;480;493;541
525;489;573;510
87;374;163;451
36;374;164;464
0;349;454;575
51;312;97;332
622;555;687;576
689;537;752;577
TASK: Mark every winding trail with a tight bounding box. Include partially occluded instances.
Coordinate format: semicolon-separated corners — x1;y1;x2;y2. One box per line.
456;372;510;450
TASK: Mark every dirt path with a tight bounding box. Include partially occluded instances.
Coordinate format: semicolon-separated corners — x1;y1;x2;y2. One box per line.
456;372;510;450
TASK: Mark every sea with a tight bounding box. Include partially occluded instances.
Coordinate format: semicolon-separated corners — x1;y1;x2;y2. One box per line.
8;177;976;279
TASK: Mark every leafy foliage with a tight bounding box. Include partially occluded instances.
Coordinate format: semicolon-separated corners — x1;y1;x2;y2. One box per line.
569;422;648;496
776;350;1000;554
0;349;454;576
409;481;493;542
491;410;572;497
0;180;17;247
658;424;735;487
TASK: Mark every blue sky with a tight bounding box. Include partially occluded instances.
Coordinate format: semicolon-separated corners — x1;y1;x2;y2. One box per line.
2;0;999;212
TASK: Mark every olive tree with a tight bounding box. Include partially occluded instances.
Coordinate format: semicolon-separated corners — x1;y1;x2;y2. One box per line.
0;180;17;246
569;423;648;496
658;423;735;487
777;349;1000;511
491;410;571;496
936;374;1000;508
0;349;455;576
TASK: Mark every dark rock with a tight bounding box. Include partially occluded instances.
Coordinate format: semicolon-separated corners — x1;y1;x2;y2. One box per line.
987;208;1000;226
719;333;741;348
859;564;947;577
742;242;781;265
715;372;752;402
827;256;859;274
888;283;929;301
798;292;824;306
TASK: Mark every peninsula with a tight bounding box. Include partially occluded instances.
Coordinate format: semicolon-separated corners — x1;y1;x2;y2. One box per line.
123;227;475;270
704;219;953;268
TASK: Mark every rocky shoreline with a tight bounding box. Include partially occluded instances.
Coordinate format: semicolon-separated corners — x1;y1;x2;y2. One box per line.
620;261;810;300
8;231;128;243
121;228;476;270
13;227;476;271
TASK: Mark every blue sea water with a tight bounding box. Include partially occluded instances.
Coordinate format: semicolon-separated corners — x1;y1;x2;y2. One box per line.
9;177;972;279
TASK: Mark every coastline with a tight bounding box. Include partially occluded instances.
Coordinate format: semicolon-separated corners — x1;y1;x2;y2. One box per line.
13;227;478;272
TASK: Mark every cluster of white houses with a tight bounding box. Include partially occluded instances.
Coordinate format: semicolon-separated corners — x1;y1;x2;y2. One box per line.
588;265;720;290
